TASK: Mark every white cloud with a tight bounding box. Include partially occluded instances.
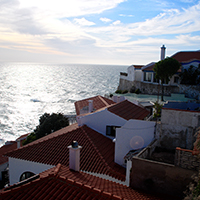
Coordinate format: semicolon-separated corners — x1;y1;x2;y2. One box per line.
0;0;200;64
17;0;126;18
73;18;95;26
112;20;121;25
100;17;112;23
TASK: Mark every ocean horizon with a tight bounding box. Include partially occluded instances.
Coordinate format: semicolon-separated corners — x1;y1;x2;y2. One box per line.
0;62;128;145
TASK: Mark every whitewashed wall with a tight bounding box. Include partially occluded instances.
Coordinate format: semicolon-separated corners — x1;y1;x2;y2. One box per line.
77;109;126;136
9;157;54;185
115;119;155;166
127;66;135;81
135;70;142;82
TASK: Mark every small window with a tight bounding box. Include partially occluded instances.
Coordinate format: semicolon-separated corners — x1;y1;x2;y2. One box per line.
174;76;179;83
144;72;152;82
20;171;35;182
106;126;121;137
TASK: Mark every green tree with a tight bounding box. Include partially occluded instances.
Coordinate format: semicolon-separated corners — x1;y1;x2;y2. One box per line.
23;113;69;145
153;57;180;101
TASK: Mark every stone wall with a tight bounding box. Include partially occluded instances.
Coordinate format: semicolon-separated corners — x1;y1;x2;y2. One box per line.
118;78;200;99
117;79;133;91
117;78;179;95
156;123;196;150
178;84;200;100
175;147;200;171
130;157;197;199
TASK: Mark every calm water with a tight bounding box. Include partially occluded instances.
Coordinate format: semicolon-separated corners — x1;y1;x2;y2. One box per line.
0;62;127;144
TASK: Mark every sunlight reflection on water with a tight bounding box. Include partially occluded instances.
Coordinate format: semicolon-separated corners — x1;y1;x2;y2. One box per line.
0;62;127;142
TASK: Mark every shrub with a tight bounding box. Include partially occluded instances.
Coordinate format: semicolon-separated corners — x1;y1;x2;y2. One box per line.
135;89;141;94
122;90;128;94
115;90;122;94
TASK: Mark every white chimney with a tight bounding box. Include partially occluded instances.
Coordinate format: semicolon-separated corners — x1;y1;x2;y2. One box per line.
17;139;20;149
68;141;82;171
160;45;166;60
88;100;93;113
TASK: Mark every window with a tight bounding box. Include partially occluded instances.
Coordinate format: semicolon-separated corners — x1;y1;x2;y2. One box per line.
20;171;35;182
106;126;121;137
174;76;179;83
153;73;159;83
144;72;152;82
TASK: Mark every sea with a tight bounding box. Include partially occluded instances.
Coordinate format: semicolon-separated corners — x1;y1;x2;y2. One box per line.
0;62;127;145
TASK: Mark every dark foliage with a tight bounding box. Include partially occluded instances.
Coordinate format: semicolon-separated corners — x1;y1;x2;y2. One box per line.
154;57;180;101
179;64;200;85
23;113;69;145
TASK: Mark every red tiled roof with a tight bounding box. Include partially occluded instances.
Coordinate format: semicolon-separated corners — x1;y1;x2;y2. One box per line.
5;124;126;181
16;133;29;141
171;51;200;63
107;100;150;120
0;142;17;165
75;95;115;115
142;63;156;72
142;51;200;72
133;65;144;69
0;134;28;165
0;164;163;200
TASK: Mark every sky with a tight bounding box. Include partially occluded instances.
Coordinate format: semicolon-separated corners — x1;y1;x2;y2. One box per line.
0;0;200;65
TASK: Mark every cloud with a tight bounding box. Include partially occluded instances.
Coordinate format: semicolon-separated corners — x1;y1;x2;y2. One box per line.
112;20;121;25
17;0;126;18
100;17;112;23
0;0;200;64
73;18;95;26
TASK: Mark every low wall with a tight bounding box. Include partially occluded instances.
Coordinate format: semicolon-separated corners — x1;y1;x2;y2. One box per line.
118;79;200;99
178;84;200;100
175;147;200;171
156;123;196;150
130;157;197;199
137;139;158;159
118;79;179;95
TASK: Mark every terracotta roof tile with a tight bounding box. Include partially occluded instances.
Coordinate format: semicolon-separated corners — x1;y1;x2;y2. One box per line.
0;164;164;200
75;95;115;115
171;51;200;63
142;51;200;72
5;124;126;181
107;100;150;120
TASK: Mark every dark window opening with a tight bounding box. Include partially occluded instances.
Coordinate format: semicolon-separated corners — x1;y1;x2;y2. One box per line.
174;76;179;83
20;171;35;182
106;126;121;137
144;72;152;82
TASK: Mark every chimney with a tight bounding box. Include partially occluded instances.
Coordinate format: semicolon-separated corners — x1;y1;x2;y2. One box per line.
88;100;93;113
68;141;82;171
17;139;20;149
160;45;166;60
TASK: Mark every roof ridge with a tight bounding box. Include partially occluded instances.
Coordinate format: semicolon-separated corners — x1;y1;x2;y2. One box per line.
80;126;126;181
4;124;79;157
98;95;110;107
54;163;62;176
81;126;109;168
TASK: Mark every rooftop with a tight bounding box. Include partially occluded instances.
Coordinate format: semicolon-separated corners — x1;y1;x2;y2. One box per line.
5;123;126;181
0;134;28;165
142;50;200;72
0;163;163;200
75;95;115;115
171;51;200;63
107;100;150;120
162;101;200;112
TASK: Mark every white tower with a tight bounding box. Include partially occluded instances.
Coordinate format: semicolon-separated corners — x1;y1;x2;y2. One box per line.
160;45;166;60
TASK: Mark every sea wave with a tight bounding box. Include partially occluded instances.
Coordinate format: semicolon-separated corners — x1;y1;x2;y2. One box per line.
0;62;127;143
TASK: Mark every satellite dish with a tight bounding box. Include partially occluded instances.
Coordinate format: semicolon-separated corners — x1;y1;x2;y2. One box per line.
130;136;144;150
